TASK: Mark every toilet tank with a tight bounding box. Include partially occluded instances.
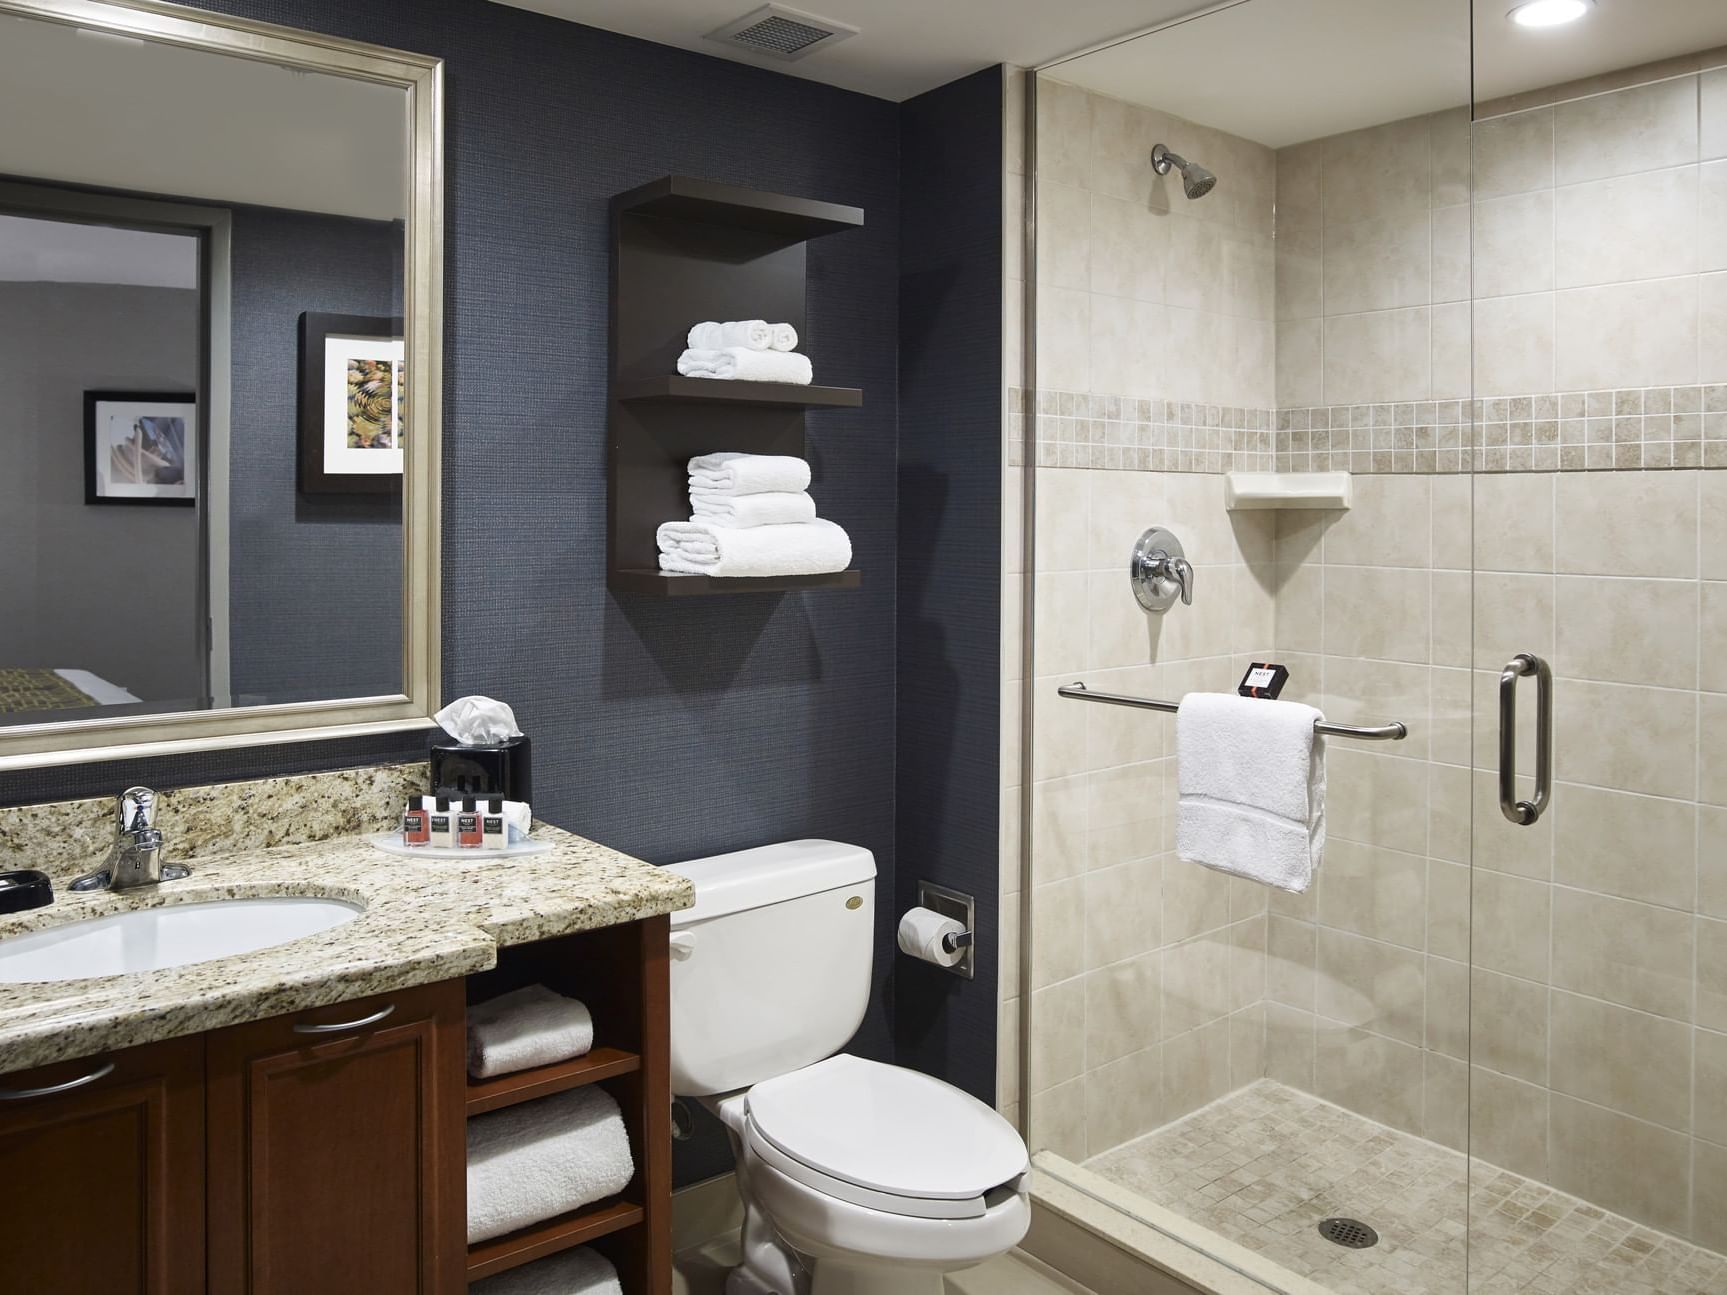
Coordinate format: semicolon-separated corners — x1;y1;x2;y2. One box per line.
665;840;875;1097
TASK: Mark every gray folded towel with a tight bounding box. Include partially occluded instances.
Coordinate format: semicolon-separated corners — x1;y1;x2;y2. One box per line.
469;1245;622;1294
467;985;594;1079
466;1086;634;1243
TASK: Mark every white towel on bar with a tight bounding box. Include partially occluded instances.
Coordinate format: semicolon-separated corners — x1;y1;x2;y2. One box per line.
691;490;817;528
467;1086;635;1244
1175;692;1326;894
687;319;772;351
770;322;798;352
469;1245;622;1295
466;984;594;1080
677;347;812;385
656;518;851;578
688;452;811;496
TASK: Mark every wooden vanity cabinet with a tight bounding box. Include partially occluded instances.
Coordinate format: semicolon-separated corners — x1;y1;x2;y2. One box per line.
0;1034;205;1295
206;980;467;1295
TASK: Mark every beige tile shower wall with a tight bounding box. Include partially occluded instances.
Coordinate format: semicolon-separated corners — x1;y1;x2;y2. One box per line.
1020;74;1285;1164
1035;78;1277;415
1270;471;1727;1251
1275;64;1727;417
1025;468;1278;1163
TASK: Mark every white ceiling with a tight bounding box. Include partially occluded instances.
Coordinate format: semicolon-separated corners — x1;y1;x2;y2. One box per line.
491;0;1202;101
0;214;198;288
1051;0;1727;148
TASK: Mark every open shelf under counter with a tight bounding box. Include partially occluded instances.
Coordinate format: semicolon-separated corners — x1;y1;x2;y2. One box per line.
465;1197;644;1282
465;1046;642;1117
615;375;862;408
1224;471;1352;511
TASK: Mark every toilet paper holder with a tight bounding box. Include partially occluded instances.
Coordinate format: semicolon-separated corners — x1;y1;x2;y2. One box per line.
916;881;976;980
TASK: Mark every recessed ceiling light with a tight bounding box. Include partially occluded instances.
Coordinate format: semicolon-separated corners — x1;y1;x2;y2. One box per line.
1507;0;1594;28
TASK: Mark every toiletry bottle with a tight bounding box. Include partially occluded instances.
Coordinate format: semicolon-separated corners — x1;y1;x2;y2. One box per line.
403;795;430;846
428;797;453;848
456;798;483;848
481;800;508;850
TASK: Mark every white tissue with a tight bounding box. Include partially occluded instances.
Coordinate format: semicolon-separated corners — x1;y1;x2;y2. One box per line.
897;906;967;969
435;695;523;745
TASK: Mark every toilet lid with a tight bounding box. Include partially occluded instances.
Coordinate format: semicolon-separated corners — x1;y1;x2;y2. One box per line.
745;1054;1027;1203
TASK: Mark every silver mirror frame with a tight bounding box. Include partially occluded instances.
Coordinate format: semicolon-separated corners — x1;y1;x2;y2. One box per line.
0;0;443;770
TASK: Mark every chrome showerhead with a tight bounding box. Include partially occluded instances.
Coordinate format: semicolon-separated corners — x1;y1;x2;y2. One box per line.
1151;142;1217;200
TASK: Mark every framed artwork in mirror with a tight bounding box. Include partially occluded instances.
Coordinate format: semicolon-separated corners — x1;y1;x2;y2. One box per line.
297;311;405;494
84;391;197;506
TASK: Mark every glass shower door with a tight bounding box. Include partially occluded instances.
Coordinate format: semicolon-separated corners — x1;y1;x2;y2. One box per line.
1464;17;1727;1288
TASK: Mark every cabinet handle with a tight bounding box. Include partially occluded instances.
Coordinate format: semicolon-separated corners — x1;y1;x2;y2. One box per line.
292;1003;396;1035
0;1060;115;1101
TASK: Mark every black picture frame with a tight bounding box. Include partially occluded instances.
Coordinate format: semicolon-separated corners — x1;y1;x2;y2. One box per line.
297;311;405;495
84;390;198;507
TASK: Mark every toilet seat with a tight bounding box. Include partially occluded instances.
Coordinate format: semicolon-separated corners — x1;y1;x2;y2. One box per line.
742;1054;1027;1221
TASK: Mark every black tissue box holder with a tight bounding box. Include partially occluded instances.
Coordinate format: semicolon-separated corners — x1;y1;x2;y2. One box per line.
430;735;532;803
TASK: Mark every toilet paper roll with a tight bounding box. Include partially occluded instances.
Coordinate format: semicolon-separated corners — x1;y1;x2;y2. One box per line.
897;906;967;968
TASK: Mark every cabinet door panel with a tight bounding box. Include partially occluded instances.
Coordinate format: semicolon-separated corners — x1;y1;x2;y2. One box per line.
0;1035;204;1295
206;981;464;1295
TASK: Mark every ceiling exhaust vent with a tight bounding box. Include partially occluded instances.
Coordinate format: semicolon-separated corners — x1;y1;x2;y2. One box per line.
706;4;858;62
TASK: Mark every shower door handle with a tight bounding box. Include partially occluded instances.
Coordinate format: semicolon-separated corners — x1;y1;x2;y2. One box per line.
1498;653;1553;826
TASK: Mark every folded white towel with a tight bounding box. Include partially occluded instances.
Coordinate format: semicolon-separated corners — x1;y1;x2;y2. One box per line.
467;1086;635;1244
688;452;811;497
467;985;594;1080
1175;693;1326;894
469;1246;622;1295
770;322;798;352
691;491;817;528
687;320;772;351
657;518;851;578
677;347;812;386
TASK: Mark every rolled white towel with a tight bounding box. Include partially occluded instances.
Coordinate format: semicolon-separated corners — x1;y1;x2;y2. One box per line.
467;985;594;1080
688;452;811;496
469;1245;622;1295
687;320;772;351
770;322;798;352
467;1086;635;1244
691;491;817;528
657;518;852;578
677;347;812;386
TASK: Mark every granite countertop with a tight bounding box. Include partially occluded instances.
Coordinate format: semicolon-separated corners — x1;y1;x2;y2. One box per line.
0;824;694;1077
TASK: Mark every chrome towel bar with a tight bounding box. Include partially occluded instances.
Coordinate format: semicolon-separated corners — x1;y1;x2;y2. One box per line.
1058;682;1407;742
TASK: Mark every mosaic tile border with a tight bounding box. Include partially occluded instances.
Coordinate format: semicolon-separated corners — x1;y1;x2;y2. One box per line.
1015;386;1727;473
1009;388;1277;473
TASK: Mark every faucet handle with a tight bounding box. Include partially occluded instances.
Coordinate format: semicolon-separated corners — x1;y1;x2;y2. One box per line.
117;787;157;836
1167;555;1195;606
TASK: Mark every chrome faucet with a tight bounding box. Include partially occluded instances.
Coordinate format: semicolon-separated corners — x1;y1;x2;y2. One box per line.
70;787;191;892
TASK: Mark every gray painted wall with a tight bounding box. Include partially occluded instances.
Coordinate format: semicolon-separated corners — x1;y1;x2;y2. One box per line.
0;280;202;704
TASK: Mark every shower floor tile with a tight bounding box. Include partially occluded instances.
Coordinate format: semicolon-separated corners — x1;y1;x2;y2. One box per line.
1082;1080;1726;1295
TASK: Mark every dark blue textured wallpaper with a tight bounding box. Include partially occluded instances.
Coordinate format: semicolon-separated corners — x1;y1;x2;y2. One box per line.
4;0;1003;1186
228;206;404;704
894;67;1004;1105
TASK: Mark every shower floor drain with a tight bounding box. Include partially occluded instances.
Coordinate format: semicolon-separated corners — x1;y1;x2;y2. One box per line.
1318;1217;1379;1249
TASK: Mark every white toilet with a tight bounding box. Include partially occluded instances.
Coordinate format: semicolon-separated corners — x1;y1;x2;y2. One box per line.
666;840;1029;1295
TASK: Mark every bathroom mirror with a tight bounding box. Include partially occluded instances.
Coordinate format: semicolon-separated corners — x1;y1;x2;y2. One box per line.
0;0;442;768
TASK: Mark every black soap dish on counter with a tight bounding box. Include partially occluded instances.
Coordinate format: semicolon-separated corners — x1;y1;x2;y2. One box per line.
0;869;53;914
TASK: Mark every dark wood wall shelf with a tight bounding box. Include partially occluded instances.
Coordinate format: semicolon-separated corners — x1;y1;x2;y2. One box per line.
615;376;862;408
464;917;671;1291
608;175;864;596
612;569;864;597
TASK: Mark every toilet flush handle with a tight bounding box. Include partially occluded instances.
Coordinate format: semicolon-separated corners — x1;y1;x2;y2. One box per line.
669;931;696;961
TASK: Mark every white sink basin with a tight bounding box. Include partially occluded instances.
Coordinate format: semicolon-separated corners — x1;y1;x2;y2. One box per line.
0;897;363;984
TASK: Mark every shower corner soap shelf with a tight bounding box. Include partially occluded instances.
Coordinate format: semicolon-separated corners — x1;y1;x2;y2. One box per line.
1223;471;1352;511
